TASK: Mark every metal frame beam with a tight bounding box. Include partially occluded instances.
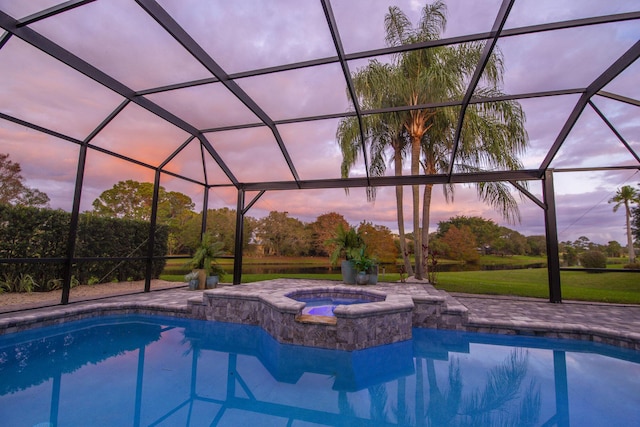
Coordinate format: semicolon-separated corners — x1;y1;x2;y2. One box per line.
200;88;586;135
135;0;301;185
543;170;562;303
132;11;639;99
0;9;239;187
16;0;96;27
233;190;246;285
540;40;640;170
0;1;638;306
320;0;370;186
588;100;640;164
448;0;515;178
240;169;542;192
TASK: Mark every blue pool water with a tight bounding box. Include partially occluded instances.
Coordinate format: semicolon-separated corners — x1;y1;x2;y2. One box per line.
1;315;639;426
299;297;368;316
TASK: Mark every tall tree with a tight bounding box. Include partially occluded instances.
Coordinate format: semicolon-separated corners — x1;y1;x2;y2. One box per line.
384;1;448;279
440;225;479;263
437;215;502;253
526;235;547;256
337;61;413;276
632;205;640;256
0;153;50;207
357;221;399;263
92;180;196;255
339;2;528;279
92;180;156;220
608;185;639;263
310;212;349;257
256;211;310;256
91;180;195;224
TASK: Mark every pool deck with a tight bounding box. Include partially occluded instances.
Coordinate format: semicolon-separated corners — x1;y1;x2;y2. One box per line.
1;278;639;350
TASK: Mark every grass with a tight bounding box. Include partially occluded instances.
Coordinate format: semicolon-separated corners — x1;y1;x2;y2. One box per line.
433;268;640;304
160;256;640;304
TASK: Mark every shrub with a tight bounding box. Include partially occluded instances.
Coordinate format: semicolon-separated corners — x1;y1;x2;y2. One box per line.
0;204;168;292
579;250;607;269
623;262;640;270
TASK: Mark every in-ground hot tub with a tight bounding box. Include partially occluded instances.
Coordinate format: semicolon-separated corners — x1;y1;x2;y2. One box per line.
203;285;414;350
289;288;385;318
298;297;370;316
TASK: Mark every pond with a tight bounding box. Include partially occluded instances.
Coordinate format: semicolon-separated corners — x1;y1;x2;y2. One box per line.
239;262;547;275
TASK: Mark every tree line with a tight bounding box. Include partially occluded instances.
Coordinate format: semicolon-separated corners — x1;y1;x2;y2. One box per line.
93;184;401;262
87;179;557;262
86;180;640;267
2;151;638;266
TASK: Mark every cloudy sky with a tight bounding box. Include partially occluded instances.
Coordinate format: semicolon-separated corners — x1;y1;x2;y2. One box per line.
0;0;638;245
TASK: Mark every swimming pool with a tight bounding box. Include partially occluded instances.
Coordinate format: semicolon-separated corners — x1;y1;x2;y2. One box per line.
1;315;638;426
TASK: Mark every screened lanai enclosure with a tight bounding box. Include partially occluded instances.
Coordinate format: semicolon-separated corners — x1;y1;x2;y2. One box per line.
0;0;638;306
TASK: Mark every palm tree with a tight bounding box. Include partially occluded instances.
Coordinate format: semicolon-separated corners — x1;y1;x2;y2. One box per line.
384;2;449;279
337;61;414;276
338;1;528;279
384;2;527;278
419;86;528;277
609;185;639;263
339;1;452;279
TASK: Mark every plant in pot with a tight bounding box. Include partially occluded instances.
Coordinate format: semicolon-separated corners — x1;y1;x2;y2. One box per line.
184;271;199;290
352;246;377;285
326;224;363;284
188;233;226;290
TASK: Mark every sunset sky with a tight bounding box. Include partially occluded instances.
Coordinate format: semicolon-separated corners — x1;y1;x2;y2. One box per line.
1;0;638;245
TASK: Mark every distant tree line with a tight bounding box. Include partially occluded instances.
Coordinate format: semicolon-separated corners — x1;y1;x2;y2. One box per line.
88;180;401;262
2;147;636;270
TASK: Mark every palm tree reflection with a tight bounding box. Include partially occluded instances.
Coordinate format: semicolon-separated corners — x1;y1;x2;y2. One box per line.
421;349;541;426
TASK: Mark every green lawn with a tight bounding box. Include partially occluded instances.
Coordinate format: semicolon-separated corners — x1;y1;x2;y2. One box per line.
161;256;640;304
433;268;640;304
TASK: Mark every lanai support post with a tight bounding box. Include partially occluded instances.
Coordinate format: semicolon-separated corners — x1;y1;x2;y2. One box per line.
201;186;209;237
144;169;162;292
543;169;562;303
233;189;245;285
61;143;88;304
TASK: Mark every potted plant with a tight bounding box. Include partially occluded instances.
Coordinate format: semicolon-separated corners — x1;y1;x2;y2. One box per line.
352;246;377;285
187;233;226;290
326;224;363;284
184;271;199;290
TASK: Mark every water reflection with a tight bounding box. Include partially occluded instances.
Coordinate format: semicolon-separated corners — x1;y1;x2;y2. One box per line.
239;262;547;275
0;316;638;426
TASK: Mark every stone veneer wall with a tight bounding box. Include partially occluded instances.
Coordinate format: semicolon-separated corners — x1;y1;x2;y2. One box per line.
203;286;415;350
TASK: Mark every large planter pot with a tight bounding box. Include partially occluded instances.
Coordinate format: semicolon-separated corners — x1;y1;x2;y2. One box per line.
188;279;199;290
341;260;356;284
355;271;370;285
206;275;219;289
195;269;207;290
368;265;379;285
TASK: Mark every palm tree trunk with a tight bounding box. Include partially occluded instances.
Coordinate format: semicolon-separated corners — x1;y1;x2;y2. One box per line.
395;147;413;277
422;183;433;280
625;201;636;263
411;135;423;279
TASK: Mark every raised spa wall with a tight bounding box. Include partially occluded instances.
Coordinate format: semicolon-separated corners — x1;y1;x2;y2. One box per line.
202;286;416;351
